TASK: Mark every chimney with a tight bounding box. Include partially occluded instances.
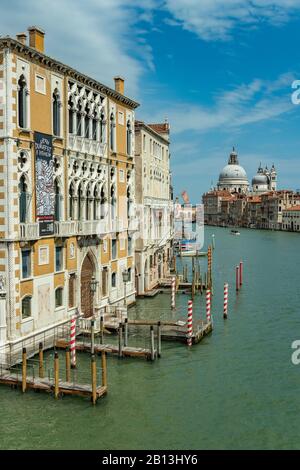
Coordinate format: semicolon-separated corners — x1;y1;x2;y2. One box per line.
114;76;125;95
16;33;27;45
28;26;45;53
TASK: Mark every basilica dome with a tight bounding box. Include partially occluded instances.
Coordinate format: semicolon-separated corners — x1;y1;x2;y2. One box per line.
217;148;249;194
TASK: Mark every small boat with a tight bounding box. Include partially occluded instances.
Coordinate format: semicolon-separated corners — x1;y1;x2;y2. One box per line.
180;250;207;257
230;229;240;236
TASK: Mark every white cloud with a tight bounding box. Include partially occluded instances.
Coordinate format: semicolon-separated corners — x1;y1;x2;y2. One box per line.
163;0;300;41
141;73;296;134
0;0;156;97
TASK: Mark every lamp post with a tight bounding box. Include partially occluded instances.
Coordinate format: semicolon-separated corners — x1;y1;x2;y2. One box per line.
122;268;129;307
90;275;98;354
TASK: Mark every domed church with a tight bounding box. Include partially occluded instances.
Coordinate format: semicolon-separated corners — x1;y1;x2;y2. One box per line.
217;147;249;194
252;163;277;193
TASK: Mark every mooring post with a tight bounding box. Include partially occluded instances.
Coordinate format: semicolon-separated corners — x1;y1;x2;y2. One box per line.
65;346;71;382
187;300;193;346
150;326;155;361
223;283;228;319
91;354;97;405
91;319;95;355
22;347;27;393
38;342;44;379
100;315;104;344
54;351;59;399
236;266;240;292
239;261;243;287
101;351;107;387
118;323;123;358
157;321;162;358
206;289;211;324
124;318;128;347
212;234;215;250
171;276;176;309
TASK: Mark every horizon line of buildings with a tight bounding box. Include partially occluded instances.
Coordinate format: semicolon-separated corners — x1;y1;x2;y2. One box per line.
202;148;300;231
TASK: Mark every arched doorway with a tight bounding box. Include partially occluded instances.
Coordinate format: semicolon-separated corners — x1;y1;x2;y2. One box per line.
80;253;95;318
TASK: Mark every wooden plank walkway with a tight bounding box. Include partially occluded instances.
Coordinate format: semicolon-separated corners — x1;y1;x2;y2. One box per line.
55;339;156;360
0;372;107;400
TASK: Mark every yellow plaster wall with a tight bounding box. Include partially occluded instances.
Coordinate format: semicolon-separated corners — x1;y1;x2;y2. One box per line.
33;238;54;276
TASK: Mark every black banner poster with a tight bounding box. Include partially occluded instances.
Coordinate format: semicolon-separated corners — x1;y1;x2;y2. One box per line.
35;132;54;236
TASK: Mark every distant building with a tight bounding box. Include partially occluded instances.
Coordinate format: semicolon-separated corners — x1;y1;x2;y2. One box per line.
134;120;173;295
282;206;300;232
252;164;277;193
203;148;299;231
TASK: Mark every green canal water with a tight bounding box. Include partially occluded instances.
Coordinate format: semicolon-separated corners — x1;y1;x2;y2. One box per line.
1;226;300;450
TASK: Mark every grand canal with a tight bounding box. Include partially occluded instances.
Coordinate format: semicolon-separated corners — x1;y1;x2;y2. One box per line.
1;226;300;450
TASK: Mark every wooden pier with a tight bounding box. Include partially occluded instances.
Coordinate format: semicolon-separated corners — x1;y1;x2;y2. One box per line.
55;338;157;361
0;371;107;400
161;320;212;344
0;348;108;405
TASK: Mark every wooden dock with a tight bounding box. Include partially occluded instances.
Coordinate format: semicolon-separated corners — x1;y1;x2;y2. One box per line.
161;320;213;344
55;338;156;360
0;371;107;401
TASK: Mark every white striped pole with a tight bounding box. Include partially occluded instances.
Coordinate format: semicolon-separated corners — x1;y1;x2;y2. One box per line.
171;276;176;309
206;289;211;323
187;300;193;346
223;283;228;319
70;315;76;368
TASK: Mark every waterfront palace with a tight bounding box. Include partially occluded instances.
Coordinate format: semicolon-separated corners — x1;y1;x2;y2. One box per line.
203;148;300;231
0;27;174;355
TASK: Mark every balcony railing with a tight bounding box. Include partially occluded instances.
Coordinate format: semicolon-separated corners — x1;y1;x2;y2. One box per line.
78;220;108;236
19;223;39;240
68;134;105;157
54;221;78;237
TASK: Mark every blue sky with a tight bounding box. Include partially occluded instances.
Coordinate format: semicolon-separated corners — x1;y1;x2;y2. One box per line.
1;0;300;201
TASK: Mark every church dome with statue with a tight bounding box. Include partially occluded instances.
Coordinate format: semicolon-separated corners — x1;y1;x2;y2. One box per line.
217;148;249;194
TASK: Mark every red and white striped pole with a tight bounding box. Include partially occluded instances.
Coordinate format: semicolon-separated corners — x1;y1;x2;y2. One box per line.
70;315;76;368
187;300;193;346
171;276;176;309
236;266;239;292
206;289;211;323
223;283;228;319
239;261;243;287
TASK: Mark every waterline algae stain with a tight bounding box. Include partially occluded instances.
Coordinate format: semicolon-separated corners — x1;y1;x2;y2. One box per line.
0;227;300;450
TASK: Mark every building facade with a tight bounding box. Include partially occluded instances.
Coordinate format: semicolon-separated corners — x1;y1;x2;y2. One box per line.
134;120;173;294
0;27;139;353
282;206;300;232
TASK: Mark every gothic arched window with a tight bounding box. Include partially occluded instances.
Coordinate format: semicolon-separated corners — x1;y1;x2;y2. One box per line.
84;104;90;139
18;75;27;129
68;97;75;134
126;120;132;156
53;89;61;136
54;178;62;221
100;112;105;143
76;103;82;136
69;182;75;220
110;112;115;151
19;175;29;223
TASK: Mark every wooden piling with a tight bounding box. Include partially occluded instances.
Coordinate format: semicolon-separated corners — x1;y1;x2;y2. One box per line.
65;347;71;382
118;323;123;358
124;318;128;347
157;321;162;358
239;261;243;287
150;326;155;361
91;319;95;355
236;266;239;292
38;342;44;379
22;347;27;393
101;351;107;387
100;315;104;344
54;352;59;399
91;354;97;405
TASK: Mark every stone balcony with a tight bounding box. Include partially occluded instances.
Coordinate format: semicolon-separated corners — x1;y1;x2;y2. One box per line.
19;219;109;240
128;217;139;232
68;134;105;157
19;222;39;240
